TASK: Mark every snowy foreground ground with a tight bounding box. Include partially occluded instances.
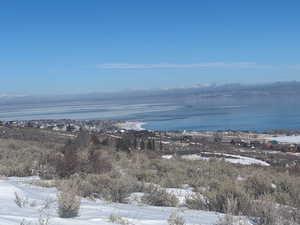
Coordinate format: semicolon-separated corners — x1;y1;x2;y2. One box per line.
0;176;254;225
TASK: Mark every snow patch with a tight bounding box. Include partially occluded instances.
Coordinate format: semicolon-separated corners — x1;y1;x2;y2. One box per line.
162;155;173;159
179;153;270;166
116;121;146;131
265;135;300;144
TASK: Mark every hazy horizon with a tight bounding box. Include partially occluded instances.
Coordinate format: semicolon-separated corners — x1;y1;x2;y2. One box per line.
1;80;300;98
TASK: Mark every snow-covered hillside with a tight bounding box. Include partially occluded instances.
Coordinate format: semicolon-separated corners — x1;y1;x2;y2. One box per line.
0;176;238;225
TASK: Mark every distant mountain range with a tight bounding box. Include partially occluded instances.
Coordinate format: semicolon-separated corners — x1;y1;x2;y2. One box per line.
1;81;300;105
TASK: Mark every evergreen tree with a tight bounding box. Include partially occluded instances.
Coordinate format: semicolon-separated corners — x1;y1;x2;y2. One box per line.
56;140;79;178
116;136;131;152
140;139;145;150
146;139;153;150
152;139;156;151
133;137;138;149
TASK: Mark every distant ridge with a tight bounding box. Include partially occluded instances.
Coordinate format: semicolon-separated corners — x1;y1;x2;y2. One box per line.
1;81;300;104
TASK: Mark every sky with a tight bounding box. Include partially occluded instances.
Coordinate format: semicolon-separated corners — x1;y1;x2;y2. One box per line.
0;0;300;95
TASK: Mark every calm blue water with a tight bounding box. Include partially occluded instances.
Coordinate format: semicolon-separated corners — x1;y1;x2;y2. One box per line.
0;95;299;131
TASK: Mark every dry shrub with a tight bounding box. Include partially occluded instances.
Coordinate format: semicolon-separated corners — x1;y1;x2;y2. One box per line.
0;150;38;177
56;174;93;198
130;157;187;188
19;219;31;225
38;164;56;180
128;154;159;184
102;177;137;203
191;179;252;215
273;172;300;208
79;174;113;198
88;150;113;174
168;211;185;225
133;169;158;183
30;180;56;188
185;193;206;210
215;215;246;225
109;213;134;225
244;172;274;198
36;209;51;225
250;195;299;225
161;169;187;188
57;182;81;218
58;173;141;203
150;160;186;187
184;160;239;189
20;203;52;225
142;185;179;207
14;192;28;208
0;138;58;177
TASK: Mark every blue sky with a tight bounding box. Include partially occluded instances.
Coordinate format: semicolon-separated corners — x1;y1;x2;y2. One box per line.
0;0;299;95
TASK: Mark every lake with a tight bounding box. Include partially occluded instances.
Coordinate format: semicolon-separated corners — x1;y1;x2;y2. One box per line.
0;94;299;131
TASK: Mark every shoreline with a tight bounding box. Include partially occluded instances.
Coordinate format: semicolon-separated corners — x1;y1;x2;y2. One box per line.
2;118;300;134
